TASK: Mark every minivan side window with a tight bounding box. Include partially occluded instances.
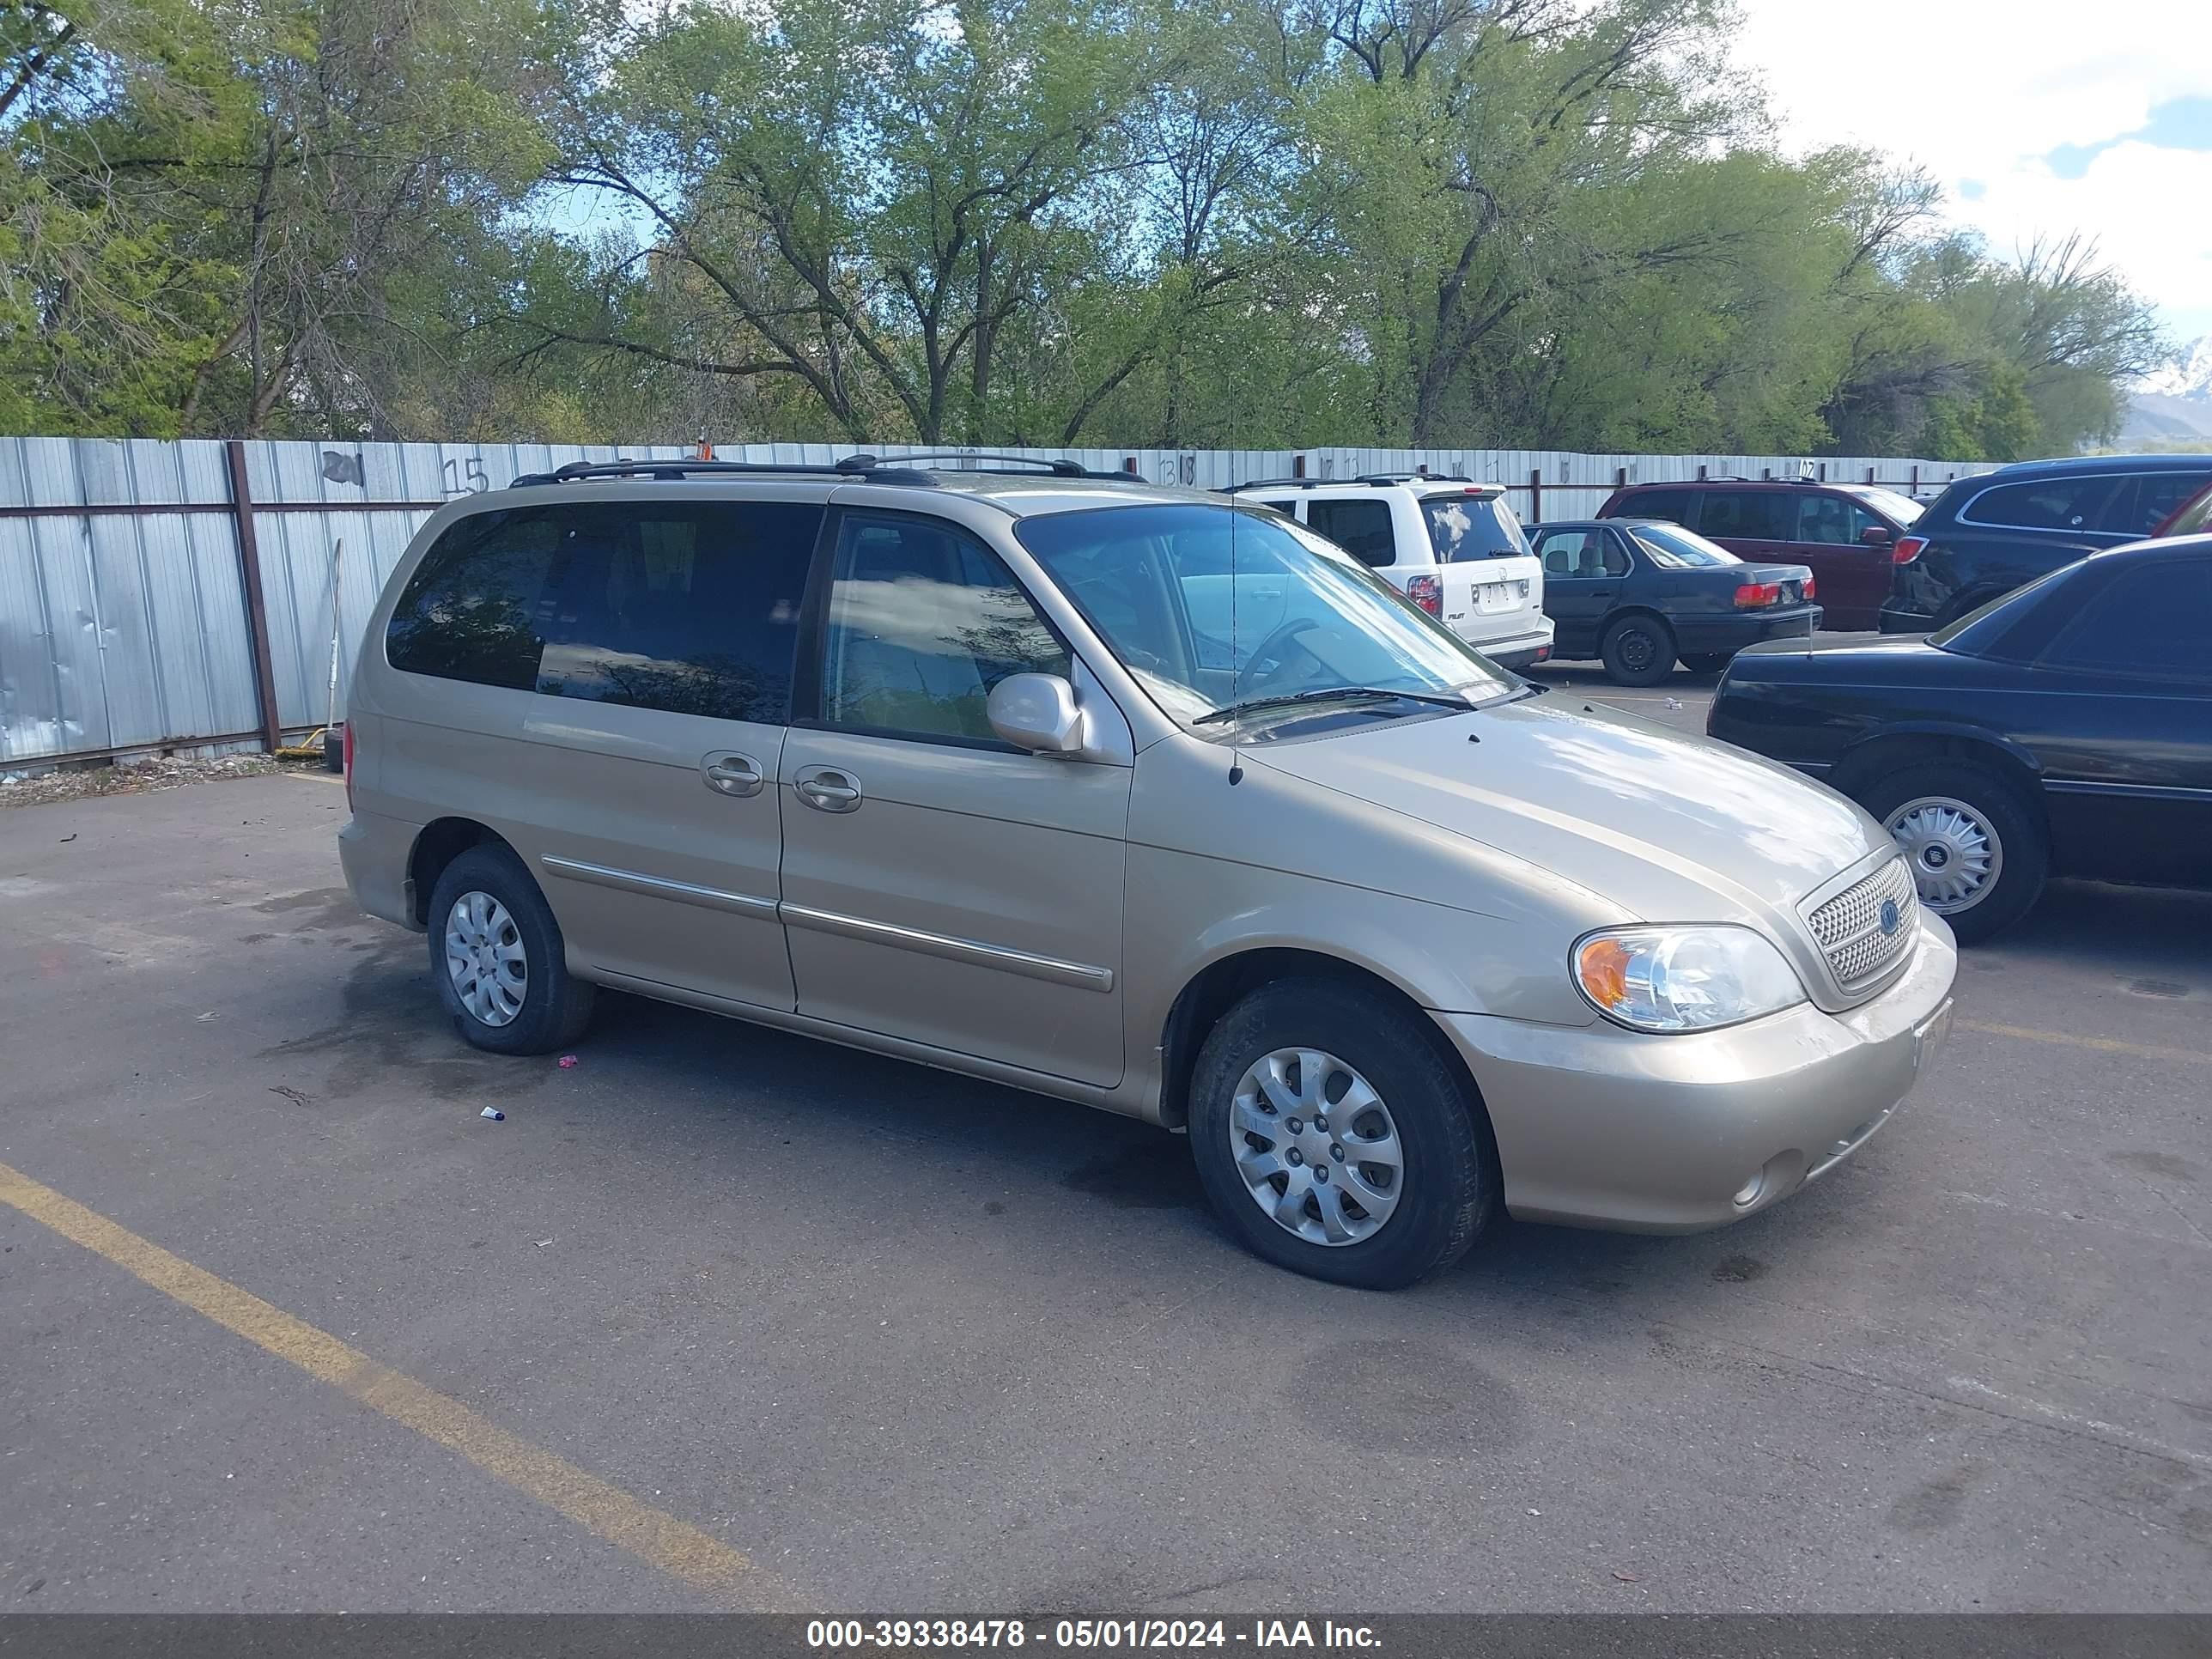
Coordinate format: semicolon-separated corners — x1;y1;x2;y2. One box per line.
1305;499;1396;568
1960;476;2118;532
386;501;821;720
1613;489;1696;528
1794;494;1883;546
538;502;819;721
817;514;1069;743
1698;490;1792;540
386;508;572;691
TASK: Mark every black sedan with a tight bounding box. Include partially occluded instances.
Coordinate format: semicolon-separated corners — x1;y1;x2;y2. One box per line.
1709;534;2212;942
1531;520;1820;686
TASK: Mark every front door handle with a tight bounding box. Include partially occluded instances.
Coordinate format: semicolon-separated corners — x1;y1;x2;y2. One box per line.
794;766;863;813
702;751;764;798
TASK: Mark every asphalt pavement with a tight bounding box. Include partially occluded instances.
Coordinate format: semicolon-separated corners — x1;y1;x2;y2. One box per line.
2;735;2208;1613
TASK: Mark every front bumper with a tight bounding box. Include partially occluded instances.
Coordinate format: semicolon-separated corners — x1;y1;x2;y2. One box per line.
1433;913;1956;1232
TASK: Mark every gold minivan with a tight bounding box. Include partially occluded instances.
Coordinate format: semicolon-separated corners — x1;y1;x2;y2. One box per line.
339;458;1955;1289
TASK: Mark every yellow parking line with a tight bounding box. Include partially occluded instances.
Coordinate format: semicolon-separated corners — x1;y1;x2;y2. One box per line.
1956;1019;2209;1067
0;1159;805;1610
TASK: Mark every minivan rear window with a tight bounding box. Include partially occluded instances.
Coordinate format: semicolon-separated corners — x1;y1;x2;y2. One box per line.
1424;493;1532;561
386;501;820;720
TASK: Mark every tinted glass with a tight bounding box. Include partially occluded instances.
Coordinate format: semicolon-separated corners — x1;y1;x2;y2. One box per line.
1306;498;1397;567
1018;504;1511;729
1611;489;1695;527
2038;558;2212;678
1628;524;1740;568
386;509;575;690
1793;494;1883;547
386;503;819;719
538;503;817;720
1698;490;1793;540
1424;493;1532;561
819;515;1067;742
1962;476;2118;532
2099;471;2212;538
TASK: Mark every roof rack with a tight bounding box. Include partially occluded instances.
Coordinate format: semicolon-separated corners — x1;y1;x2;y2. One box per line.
1222;471;1494;494
509;452;1115;489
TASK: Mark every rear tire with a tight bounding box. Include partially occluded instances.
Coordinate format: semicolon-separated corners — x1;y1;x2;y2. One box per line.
1600;615;1676;687
427;845;595;1054
1187;979;1497;1290
1855;761;2047;945
1680;652;1733;675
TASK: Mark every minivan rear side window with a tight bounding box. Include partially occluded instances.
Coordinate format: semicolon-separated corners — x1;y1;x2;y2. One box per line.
1960;476;2118;532
1305;499;1396;568
1698;490;1793;540
1613;489;1696;528
385;501;821;720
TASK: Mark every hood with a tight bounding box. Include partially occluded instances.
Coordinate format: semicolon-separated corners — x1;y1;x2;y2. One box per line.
1245;693;1886;929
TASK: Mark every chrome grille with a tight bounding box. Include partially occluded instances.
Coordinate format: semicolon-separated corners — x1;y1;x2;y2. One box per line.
1807;859;1918;987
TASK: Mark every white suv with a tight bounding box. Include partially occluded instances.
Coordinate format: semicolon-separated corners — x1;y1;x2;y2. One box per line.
1229;474;1554;669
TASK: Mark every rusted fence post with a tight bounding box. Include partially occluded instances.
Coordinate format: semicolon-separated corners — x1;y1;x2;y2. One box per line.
225;439;285;753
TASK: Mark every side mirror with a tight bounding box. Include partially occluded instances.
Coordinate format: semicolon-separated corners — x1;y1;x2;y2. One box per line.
988;673;1086;756
1859;524;1895;547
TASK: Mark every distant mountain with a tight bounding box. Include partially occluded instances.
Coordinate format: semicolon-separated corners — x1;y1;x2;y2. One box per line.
2138;335;2212;399
2121;335;2212;444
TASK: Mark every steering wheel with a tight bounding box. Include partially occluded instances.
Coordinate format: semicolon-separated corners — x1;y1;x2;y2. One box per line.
1239;617;1324;692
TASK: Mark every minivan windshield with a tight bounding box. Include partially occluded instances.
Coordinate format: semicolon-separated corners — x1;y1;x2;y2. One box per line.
1017;502;1516;728
1841;485;1923;525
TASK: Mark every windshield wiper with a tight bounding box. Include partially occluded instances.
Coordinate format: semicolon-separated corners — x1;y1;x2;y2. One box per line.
1194;685;1473;726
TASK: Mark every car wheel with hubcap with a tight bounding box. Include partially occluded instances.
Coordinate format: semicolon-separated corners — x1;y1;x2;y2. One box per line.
1187;978;1496;1289
427;844;595;1054
1856;761;2047;944
1599;615;1676;687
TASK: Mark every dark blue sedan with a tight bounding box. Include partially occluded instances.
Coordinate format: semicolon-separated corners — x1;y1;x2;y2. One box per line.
1530;520;1820;686
1709;534;2212;942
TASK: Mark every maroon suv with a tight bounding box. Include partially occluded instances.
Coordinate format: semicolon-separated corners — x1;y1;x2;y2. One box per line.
1595;479;1923;631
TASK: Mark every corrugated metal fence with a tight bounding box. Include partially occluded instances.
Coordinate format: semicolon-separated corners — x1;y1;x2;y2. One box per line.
0;436;1985;769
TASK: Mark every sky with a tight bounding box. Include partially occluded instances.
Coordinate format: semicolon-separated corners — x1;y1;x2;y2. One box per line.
1731;0;2212;351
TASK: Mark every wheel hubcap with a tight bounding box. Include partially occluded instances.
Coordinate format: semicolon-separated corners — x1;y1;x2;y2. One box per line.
444;890;527;1027
1619;631;1655;671
1230;1048;1403;1247
1884;797;2002;914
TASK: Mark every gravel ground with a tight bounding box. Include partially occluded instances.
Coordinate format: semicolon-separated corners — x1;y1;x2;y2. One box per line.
0;751;324;811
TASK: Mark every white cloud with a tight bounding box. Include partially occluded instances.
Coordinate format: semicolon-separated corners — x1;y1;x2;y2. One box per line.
1729;0;2212;337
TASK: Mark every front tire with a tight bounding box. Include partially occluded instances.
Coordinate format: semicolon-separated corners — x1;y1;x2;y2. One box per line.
428;845;596;1054
1856;762;2047;944
1600;615;1676;687
1187;979;1497;1290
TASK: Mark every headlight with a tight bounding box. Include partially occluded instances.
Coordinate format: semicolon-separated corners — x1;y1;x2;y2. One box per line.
1572;925;1806;1033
